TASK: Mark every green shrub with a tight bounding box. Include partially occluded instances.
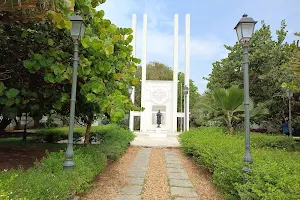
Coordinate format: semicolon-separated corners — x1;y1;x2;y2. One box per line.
35;123;135;144
35;127;85;143
251;133;297;150
1;124;135;200
94;124;135;161
179;127;300;200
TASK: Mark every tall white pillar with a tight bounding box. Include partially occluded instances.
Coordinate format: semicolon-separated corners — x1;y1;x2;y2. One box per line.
172;14;179;133
185;14;190;131
129;14;137;131
140;14;147;132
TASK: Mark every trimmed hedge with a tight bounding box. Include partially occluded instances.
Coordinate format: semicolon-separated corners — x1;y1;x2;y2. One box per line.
35;124;135;144
251;133;297;150
179;127;300;200
0;124;135;200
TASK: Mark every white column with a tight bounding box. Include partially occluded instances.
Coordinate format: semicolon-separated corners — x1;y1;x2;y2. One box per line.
140;14;147;132
185;14;190;131
172;14;179;133
129;14;137;131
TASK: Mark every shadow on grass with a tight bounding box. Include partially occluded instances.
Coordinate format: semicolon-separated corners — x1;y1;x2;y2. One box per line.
0;136;72;171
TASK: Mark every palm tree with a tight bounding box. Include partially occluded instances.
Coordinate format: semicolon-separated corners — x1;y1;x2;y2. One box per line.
201;85;269;133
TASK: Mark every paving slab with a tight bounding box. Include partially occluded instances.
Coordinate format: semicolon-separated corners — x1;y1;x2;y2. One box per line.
131;163;149;167
165;156;180;159
129;168;147;173
169;179;193;187
114;195;142;200
130;163;149;168
128;170;147;178
167;168;186;173
129;166;148;171
120;185;143;195
166;160;181;165
165;156;178;159
128;177;145;185
165;152;177;156
166;163;184;169
171;187;198;197
170;187;198;197
168;172;189;179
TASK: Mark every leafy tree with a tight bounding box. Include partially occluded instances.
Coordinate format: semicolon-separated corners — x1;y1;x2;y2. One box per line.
22;3;140;143
0;0;141;144
198;86;269;133
205;21;295;125
290;33;300;80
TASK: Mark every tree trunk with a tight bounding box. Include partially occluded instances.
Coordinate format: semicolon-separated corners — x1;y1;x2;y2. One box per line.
0;117;11;133
14;116;21;130
61;116;68;126
226;113;233;134
23;113;28;141
84;119;92;145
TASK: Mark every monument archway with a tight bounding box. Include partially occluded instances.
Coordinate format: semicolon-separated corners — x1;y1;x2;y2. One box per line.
129;14;190;134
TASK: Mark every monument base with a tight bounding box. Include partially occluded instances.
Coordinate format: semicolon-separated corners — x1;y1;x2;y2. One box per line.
156;128;161;134
147;128;166;138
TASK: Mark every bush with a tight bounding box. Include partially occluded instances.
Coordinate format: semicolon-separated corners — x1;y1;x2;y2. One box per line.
92;124;135;161
251;133;297;150
35;123;135;144
179;127;300;200
35;127;85;143
1;124;135;200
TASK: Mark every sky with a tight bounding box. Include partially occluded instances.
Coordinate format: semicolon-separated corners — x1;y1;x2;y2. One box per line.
96;0;300;94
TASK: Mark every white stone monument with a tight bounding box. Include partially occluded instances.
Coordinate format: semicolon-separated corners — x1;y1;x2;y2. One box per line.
129;14;190;135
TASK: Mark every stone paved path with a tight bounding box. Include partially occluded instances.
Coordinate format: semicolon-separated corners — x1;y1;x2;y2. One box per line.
164;149;199;200
113;148;199;200
114;148;151;200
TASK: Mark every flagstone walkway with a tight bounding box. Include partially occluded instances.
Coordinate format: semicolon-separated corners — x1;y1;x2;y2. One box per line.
114;148;151;200
113;148;199;200
81;147;221;200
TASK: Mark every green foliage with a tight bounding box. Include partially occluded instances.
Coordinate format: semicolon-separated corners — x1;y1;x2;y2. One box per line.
197;86;269;132
36;126;84;143
0;0;141;135
1;147;106;200
251;133;297;150
0;124;134;200
205;21;297;124
36;124;135;144
180;127;300;200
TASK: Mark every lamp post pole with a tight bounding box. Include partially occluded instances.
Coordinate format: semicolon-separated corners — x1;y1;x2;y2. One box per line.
63;15;85;170
184;86;189;131
234;14;257;198
181;81;183;132
286;89;293;137
128;86;133;129
242;43;253;178
289;94;292;137
63;38;79;170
